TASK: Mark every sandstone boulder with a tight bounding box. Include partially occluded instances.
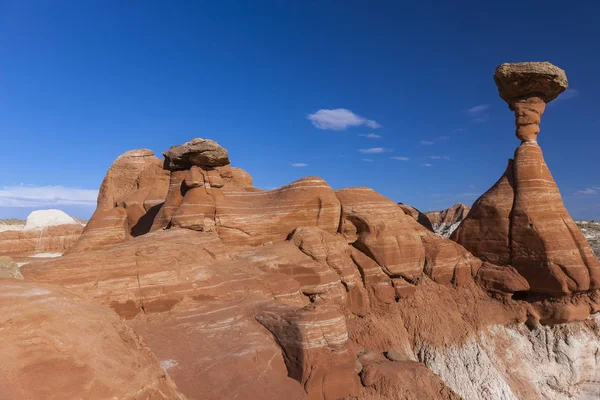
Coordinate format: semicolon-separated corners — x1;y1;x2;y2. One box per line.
163;138;230;170
0;256;23;279
494;62;568;105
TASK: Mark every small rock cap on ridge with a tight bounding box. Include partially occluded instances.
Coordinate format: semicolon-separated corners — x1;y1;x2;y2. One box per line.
494;62;568;105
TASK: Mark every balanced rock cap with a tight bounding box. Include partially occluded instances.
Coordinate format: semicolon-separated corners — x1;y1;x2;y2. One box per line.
163;138;230;170
494;62;568;105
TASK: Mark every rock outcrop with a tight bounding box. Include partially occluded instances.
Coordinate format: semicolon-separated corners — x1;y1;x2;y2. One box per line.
14;61;600;400
0;210;84;256
0;256;23;279
0;224;83;256
0;280;185;400
67;149;170;253
452;62;600;296
398;203;434;231
425;203;471;238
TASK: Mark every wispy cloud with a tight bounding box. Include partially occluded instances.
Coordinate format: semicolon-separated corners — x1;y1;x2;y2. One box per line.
391;156;410;161
422;163;432;167
359;147;388;154
420;136;448;146
291;163;308;167
361;158;375;162
0;185;98;208
359;133;382;139
467;104;490;123
307;108;381;131
576;187;600;195
429;156;450;160
557;88;579;101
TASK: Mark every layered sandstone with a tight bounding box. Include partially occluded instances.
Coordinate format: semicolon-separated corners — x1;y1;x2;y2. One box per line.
452;62;600;296
0;280;185;400
398;203;434;231
0;210;84;256
68;149;170;253
15;65;600;400
0;223;83;256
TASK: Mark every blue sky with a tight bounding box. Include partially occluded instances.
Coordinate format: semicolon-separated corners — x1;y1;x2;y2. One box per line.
1;1;599;220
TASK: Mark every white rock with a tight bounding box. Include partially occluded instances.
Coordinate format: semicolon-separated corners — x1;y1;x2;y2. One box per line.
23;209;77;231
418;315;600;400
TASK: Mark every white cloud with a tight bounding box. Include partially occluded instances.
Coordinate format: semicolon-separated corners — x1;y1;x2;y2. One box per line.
468;104;490;114
467;104;490;123
359;147;388;154
361;158;375;162
391;156;410;161
359;133;382;139
422;163;432;167
0;185;98;208
420;140;435;145
429;156;450;160
307;108;381;131
557;88;579;100
576;188;598;195
291;163;308;167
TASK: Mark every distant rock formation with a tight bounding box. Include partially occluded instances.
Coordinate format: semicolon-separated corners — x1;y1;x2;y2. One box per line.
452;62;600;296
425;203;471;238
0;210;83;256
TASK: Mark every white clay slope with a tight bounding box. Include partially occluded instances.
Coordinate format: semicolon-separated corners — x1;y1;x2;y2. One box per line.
23;209;78;230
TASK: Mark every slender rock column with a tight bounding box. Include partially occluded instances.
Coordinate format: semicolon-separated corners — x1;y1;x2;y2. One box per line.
453;62;600;296
494;61;567;143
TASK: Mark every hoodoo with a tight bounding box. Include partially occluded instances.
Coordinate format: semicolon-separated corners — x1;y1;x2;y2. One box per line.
452;62;600;296
9;64;600;400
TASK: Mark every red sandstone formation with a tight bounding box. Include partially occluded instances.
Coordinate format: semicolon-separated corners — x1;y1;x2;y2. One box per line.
12;63;600;399
0;224;83;256
452;62;600;296
68;149;170;253
398;202;434;231
0;280;185;400
21;180;506;399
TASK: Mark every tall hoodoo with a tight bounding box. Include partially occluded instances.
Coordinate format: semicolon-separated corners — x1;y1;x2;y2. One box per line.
494;62;567;142
452;62;600;296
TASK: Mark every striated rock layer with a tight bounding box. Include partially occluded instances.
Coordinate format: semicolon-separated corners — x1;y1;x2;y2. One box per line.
68;149;170;253
16;59;600;400
453;62;600;296
0;224;83;256
0;280;185;400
